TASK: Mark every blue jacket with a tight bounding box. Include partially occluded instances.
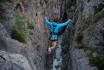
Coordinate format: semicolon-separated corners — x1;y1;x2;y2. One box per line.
44;17;71;40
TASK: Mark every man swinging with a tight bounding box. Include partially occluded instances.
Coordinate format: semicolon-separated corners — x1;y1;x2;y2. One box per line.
44;17;72;54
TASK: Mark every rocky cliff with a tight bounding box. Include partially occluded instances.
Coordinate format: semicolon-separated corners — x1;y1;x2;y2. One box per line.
0;0;48;70
62;0;104;70
0;0;104;70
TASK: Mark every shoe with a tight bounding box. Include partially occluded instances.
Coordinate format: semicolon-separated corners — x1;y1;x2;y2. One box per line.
48;47;52;54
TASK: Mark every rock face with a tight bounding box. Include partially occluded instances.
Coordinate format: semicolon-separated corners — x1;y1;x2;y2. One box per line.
0;50;32;70
0;0;48;70
62;0;104;70
0;0;65;70
0;0;104;70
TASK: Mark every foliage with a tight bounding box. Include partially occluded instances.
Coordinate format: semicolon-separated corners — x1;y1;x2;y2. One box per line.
11;10;28;43
87;12;104;24
27;22;34;29
94;1;104;14
89;54;104;70
93;13;104;22
78;12;104;32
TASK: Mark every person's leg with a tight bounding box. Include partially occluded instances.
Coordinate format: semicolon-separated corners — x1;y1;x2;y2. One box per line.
48;40;53;54
48;41;57;54
51;41;57;49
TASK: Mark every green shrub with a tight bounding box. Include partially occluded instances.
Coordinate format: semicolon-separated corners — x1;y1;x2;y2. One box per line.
27;22;34;29
94;1;104;14
89;54;104;70
93;13;104;22
87;12;104;23
11;10;28;43
88;2;104;23
11;28;26;42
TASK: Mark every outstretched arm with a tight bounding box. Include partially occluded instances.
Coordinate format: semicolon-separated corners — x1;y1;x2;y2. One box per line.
58;19;72;27
44;17;52;25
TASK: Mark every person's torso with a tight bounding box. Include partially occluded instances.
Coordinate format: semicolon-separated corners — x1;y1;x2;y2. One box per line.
49;22;67;40
50;22;60;34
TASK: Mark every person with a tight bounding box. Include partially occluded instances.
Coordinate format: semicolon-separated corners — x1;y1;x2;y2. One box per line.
44;17;72;54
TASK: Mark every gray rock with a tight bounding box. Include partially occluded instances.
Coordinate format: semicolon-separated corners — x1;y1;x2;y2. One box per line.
0;50;32;70
0;0;48;70
83;18;104;48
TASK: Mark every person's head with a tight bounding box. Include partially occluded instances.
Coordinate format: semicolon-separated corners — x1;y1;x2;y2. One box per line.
49;16;63;23
54;17;62;23
57;19;62;23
